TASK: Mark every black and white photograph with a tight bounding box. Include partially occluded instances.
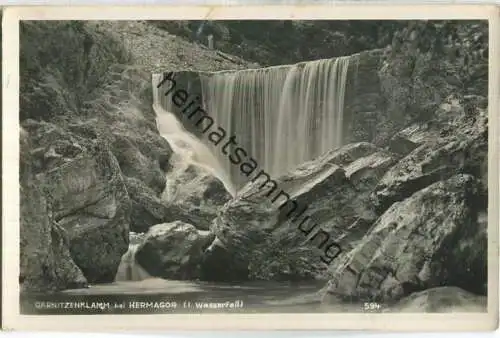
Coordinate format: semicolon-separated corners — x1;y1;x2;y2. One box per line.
2;4;498;331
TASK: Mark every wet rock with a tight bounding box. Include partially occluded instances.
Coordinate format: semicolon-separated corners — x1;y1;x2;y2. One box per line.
203;183;279;281
125;166;230;233
107;123;173;233
200;237;251;282
43;142;131;283
135;221;215;280
373;114;487;213
20;129;88;292
386;287;486;313
322;174;486;303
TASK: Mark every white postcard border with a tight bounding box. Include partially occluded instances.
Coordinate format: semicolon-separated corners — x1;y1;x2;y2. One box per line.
2;4;499;331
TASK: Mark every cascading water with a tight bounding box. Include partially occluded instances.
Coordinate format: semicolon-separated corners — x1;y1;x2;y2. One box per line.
200;56;351;188
115;233;151;282
152;74;236;196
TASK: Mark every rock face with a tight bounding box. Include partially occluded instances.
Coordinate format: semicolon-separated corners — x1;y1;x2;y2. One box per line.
22;120;131;284
387;123;439;157
111;133;171;195
135;221;215;280
43;142;131;283
125;163;231;233
110;127;173;232
386;287;487;313
373;113;487;214
322;174;486;303
202;142;396;282
20;129;88;292
124;177;170;233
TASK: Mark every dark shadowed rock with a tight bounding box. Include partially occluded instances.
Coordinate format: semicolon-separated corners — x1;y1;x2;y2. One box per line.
43;142;131;283
200;237;252;282
322;174;486;303
373;113;487;214
125;177;170;233
135;221;215;279
20;129;88;292
386;287;486;313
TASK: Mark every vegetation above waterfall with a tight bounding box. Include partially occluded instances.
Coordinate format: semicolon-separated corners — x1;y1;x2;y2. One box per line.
151;20;487;68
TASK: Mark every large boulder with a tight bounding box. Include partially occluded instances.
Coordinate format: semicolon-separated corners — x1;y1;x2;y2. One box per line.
42;141;131;283
161;157;232;231
125;169;230;233
20;129;88;292
135;221;215;280
386;287;486;313
202;182;279;281
202;143;395;282
322;174;486;303
373;113;487;213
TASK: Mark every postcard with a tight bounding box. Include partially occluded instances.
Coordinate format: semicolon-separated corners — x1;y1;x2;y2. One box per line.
2;4;499;331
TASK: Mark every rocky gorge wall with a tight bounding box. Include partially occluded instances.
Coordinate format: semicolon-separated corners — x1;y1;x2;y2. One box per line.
19;21;254;292
19;20;489;310
147;21;489;305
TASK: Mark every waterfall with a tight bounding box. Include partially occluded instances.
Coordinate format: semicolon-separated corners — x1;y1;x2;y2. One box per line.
153;56;351;190
115;244;150;282
115;239;151;282
201;56;351;188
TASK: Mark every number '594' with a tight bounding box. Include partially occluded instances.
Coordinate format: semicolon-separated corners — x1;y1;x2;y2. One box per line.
363;302;381;311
